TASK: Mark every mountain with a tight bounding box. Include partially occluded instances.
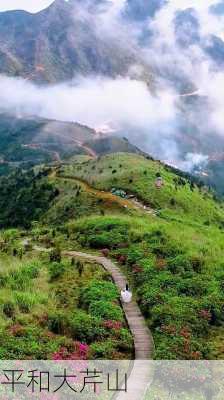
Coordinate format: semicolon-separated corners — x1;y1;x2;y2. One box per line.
0;113;143;177
174;8;200;48
0;0;224;365
0;113;96;162
124;0;167;21
204;34;224;64
0;0;139;83
1;0;224;197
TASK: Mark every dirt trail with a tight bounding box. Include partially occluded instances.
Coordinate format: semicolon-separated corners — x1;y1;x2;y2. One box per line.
22;143;61;163
72;139;97;158
53;172;156;216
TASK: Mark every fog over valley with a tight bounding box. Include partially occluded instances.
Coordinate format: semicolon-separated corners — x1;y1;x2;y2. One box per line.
1;0;224;177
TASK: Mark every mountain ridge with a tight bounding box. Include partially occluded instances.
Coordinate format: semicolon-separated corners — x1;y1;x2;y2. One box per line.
0;0;140;83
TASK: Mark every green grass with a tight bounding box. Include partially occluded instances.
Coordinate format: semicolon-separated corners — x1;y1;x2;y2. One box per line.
61;152;224;226
0;151;224;360
45;174;127;225
0;252;133;359
44;152;224;359
68;213;224;359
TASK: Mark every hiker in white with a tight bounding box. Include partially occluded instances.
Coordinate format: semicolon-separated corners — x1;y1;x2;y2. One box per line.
121;284;132;303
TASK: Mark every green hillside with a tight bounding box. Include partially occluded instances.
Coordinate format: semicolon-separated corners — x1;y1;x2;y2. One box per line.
60;153;224;226
0;114;142;177
0;152;223;359
49;153;224;359
0;250;132;359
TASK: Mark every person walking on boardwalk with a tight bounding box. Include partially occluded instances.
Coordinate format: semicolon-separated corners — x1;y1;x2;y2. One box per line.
121;283;132;303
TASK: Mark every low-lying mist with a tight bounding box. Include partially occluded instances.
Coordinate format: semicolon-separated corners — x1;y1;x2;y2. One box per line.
0;74;180;160
1;0;224;172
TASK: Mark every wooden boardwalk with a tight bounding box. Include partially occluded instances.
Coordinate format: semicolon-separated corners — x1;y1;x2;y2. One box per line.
63;251;154;360
26;244;154;399
63;251;154;400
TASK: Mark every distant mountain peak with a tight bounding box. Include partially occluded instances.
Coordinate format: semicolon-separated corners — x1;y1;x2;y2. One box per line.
50;0;68;6
46;0;71;12
0;0;141;83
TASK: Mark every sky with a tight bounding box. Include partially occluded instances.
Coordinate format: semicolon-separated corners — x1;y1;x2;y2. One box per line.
0;0;54;13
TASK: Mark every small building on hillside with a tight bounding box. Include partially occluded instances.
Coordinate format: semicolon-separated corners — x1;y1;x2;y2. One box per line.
155;176;164;189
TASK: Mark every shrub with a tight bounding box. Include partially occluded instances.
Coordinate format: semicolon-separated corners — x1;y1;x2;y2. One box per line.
177;277;207;297
117;328;133;352
69;311;104;343
3;301;15;318
139;286;167;316
14;292;39;313
6;263;40;290
117;255;127;264
88;231;126;249
48;311;68;335
76;261;84;277
9;324;25;337
22;263;39;279
90;340;115;359
191;256;205;273
167;255;192;274
0;273;7;288
89;300;123;321
48;262;65;281
150;297;208;335
80;281;118;309
52;342;89;360
103;320;122;330
49;247;61;263
126;245;143;264
12;248;17;257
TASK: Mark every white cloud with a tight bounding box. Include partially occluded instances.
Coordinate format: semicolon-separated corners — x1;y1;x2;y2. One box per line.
152;0;224;43
180;153;209;172
142;0;224;130
0;0;224;170
0;74;177;133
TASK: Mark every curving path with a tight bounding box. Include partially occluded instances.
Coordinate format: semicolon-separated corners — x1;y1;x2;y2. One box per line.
33;245;154;399
62;250;154;360
53;172;156;216
63;251;155;400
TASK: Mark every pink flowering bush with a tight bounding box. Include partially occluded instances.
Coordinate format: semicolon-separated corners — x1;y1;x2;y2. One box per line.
103;320;122;330
52;341;89;360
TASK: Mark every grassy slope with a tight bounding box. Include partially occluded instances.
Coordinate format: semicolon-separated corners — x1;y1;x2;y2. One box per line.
0;246;132;359
61;153;224;226
48;152;224;359
0;152;224;359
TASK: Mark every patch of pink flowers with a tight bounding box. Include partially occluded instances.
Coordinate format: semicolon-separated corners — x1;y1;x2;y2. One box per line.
103;320;122;330
52;341;89;360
